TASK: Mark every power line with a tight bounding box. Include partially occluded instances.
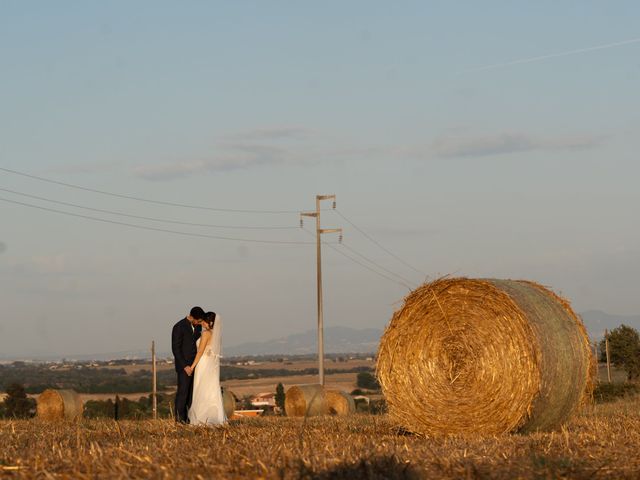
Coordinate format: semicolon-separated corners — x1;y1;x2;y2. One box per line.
334;208;428;277
326;240;413;290
0;196;316;245
301;227;412;290
0;166;301;214
340;242;417;287
0;186;297;230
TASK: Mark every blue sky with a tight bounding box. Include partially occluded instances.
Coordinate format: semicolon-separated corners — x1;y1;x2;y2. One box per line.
1;2;639;357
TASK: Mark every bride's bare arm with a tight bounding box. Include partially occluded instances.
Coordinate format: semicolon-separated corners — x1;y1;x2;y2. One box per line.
190;331;211;371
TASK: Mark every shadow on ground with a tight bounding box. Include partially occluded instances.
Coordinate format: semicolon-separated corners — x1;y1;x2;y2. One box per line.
298;455;421;480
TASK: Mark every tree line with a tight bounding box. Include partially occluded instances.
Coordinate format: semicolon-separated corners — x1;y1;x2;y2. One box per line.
0;363;374;395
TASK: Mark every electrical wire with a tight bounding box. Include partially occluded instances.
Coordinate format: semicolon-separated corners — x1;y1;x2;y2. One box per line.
334;208;428;277
340;242;417;287
0;186;297;230
329;242;414;290
0;166;301;214
0;196;316;245
301;227;412;290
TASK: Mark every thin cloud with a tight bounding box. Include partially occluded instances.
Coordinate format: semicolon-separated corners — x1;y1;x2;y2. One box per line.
223;126;311;142
466;36;640;73
433;133;534;158
4;254;69;276
135;126;315;181
133;144;289;181
367;226;440;237
428;132;604;159
44;161;122;175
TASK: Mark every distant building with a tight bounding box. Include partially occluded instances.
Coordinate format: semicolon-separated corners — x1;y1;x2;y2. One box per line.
250;392;276;408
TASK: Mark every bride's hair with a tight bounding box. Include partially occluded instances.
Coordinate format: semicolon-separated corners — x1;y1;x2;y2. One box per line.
203;311;216;330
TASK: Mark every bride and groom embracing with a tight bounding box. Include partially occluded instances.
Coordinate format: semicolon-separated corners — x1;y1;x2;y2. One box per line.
171;306;225;425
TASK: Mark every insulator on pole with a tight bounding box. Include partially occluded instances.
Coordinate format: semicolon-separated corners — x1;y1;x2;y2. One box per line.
339;234;343;244
332;201;337;209
300;218;304;228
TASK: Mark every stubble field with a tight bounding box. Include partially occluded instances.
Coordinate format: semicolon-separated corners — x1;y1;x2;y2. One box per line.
1;396;639;479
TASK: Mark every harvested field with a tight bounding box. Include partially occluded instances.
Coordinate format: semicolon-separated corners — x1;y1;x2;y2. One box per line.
37;364;624;403
96;358;373;374
54;372;358;403
236;359;374;371
69;392;154;402
221;372;358;397
1;396;639;479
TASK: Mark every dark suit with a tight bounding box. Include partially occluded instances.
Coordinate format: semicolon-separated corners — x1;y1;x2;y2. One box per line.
171;318;201;422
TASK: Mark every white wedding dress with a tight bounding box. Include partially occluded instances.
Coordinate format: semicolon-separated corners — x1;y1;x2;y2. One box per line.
188;315;226;426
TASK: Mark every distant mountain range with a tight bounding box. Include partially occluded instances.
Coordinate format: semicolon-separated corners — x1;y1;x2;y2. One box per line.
224;326;382;356
2;311;637;362
224;310;640;356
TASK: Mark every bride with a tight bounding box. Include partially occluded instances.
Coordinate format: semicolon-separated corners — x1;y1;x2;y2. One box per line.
187;311;226;425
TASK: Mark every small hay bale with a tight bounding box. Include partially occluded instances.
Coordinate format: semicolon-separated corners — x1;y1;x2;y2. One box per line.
222;389;236;420
284;384;328;417
325;390;355;415
377;278;594;436
37;389;83;421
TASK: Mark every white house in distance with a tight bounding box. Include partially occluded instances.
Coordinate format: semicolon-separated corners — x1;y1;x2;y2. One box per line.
250;392;276;408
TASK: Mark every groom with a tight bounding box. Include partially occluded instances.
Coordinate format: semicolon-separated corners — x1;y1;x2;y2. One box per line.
171;306;205;423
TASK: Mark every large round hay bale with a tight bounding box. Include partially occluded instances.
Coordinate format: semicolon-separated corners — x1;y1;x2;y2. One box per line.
37;389;83;421
325;390;355;415
377;278;594;436
222;389;236;419
284;384;328;417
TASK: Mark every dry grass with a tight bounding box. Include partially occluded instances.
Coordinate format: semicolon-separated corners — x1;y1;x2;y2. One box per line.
1;397;639;479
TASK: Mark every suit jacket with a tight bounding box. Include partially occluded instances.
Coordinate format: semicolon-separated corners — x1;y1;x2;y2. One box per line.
171;318;201;372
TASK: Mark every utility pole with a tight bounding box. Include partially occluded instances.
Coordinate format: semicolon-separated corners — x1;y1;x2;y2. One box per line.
605;329;612;384
151;340;158;419
301;195;342;386
594;341;599;382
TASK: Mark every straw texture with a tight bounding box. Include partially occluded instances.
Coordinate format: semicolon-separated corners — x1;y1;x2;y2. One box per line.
377;278;593;436
37;389;83;421
284;384;328;417
325;390;356;415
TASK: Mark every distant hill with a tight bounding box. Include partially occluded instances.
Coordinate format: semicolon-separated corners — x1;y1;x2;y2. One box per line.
3;310;638;361
224;326;382;356
225;311;640;356
579;310;640;340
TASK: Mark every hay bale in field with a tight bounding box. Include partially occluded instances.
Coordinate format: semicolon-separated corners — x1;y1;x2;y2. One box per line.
37;389;83;421
222;389;236;420
284;384;328;417
377;278;594;436
325;390;355;415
